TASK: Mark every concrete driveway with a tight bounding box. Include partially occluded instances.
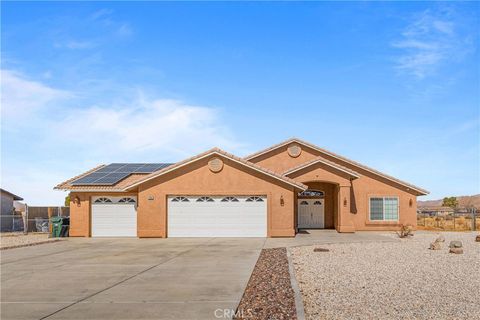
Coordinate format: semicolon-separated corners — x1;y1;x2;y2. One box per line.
1;238;265;320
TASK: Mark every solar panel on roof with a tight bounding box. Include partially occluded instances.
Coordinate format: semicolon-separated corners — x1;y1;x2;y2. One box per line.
93;172;130;184
70;163;173;186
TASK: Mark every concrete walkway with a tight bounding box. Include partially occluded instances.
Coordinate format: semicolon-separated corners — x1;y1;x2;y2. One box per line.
1;231;398;320
1;238;265;320
264;229;398;248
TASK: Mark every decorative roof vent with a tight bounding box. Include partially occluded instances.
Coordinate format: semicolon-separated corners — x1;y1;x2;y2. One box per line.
208;157;224;173
287;143;302;158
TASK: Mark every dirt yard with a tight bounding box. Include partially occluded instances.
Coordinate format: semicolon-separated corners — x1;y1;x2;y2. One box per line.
0;233;60;249
291;232;480;320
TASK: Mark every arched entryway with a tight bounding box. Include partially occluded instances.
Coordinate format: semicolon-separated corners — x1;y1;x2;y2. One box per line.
297;181;338;229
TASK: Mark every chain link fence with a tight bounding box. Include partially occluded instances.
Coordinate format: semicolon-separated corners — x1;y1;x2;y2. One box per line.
1;206;69;234
417;208;478;231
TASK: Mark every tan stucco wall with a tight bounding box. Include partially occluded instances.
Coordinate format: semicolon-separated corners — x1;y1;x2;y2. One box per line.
256;145;420;232
251;145;319;173
137;156;296;238
69;155;297;238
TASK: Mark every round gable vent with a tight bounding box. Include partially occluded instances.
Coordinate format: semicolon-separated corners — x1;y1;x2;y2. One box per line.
208;157;224;173
287;143;302;158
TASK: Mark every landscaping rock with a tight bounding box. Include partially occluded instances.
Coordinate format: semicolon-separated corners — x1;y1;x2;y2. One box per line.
449;241;463;248
476;235;480;242
234;248;297;320
449;248;464;254
313;248;329;252
429;242;441;250
435;235;445;243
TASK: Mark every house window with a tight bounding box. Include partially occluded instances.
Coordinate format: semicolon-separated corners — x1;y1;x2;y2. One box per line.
118;197;136;203
172;196;189;202
196;196;214;202
369;197;398;221
298;190;324;197
221;197;239;202
313;201;322;205
300;201;308;205
246;196;264;202
94;197;112;203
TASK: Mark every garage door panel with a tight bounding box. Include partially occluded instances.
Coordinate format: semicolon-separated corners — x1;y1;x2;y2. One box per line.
168;196;267;237
92;197;137;237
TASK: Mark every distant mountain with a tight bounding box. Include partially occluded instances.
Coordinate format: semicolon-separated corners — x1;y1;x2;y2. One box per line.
418;194;480;209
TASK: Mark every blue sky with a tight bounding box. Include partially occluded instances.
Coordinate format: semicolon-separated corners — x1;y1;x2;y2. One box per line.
1;2;479;205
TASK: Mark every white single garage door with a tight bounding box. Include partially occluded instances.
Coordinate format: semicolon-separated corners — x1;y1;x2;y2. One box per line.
168;195;267;237
91;196;137;237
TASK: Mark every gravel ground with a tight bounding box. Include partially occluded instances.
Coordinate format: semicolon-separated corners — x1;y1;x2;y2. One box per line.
291;232;480;320
235;248;297;320
0;233;60;249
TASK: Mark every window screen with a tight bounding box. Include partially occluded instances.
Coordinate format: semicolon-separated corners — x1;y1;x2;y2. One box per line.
369;197;398;221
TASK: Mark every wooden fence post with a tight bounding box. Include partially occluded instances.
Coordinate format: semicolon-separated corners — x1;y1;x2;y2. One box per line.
473;208;477;231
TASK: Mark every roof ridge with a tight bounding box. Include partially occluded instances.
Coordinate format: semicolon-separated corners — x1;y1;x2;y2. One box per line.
284;155;360;177
123;147;307;190
245;138;428;195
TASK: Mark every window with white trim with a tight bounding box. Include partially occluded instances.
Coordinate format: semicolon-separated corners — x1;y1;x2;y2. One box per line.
369;197;398;221
196;196;214;202
118;197;136;203
246;196;263;202
172;196;189;202
221;196;239;202
94;197;112;203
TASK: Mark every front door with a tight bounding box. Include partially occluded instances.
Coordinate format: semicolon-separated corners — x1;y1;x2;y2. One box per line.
298;199;325;228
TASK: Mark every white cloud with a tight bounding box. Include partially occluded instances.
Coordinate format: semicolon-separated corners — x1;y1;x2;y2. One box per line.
57;97;241;158
1;69;244;204
391;8;472;79
1;69;71;119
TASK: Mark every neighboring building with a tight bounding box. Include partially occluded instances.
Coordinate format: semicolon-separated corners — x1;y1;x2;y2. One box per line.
55;138;429;238
1;188;23;232
418;206;454;217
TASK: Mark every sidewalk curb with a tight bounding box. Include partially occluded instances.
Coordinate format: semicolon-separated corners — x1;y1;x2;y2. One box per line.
287;248;306;320
0;239;62;250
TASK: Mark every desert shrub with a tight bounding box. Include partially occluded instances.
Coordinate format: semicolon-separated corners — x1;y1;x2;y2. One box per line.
397;224;414;238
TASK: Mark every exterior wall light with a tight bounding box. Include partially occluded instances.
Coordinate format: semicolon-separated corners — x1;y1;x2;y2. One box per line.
409;199;413;207
280;195;285;206
343;197;347;207
74;196;81;206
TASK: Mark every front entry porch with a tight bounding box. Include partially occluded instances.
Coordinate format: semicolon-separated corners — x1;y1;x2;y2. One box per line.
295;181;356;233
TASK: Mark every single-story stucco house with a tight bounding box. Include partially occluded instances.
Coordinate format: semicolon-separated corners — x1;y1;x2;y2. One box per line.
1;188;23;232
55;138;428;237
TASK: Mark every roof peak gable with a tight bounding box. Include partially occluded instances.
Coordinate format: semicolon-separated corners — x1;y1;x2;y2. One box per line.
245;138;429;195
123;147;307;191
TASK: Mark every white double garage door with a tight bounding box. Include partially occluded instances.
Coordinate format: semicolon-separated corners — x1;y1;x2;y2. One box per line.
91;195;267;237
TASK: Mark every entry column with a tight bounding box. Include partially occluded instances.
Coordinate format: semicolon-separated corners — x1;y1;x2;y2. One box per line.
336;185;355;232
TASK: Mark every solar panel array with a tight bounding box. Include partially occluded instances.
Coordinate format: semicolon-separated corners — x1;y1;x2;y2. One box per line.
71;163;173;186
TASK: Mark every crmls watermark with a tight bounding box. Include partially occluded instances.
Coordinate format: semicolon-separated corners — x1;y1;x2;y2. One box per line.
214;308;253;319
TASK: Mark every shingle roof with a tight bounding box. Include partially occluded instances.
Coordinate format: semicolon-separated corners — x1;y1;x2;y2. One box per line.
123;147;308;191
245;138;429;195
284;155;360;178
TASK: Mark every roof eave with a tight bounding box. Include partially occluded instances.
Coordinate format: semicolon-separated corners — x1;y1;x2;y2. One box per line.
246;138;429;196
124;149;308;191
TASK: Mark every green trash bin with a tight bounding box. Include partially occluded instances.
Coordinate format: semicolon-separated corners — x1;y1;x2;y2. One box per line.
51;216;63;238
